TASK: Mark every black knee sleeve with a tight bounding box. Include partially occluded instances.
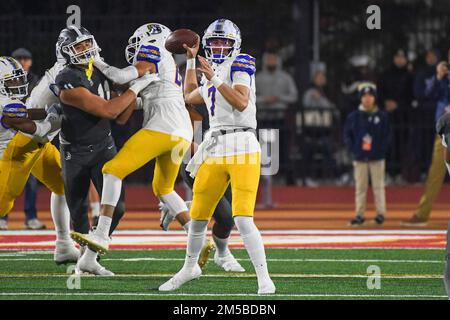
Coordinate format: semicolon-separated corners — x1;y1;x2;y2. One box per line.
109;200;125;236
212;195;234;238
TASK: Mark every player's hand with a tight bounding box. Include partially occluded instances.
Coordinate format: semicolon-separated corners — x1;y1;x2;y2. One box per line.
197;56;214;80
129;73;160;95
2;103;28;118
183;35;200;59
45;103;62;123
437;61;449;80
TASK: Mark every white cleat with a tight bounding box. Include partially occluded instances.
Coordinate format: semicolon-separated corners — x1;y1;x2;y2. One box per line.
75;251;114;276
54;239;80;265
214;252;245;272
159;265;202;291
159;202;175;231
70;231;110;255
258;279;276;295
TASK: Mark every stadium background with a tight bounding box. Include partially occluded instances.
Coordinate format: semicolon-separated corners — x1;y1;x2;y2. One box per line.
1;0;450;230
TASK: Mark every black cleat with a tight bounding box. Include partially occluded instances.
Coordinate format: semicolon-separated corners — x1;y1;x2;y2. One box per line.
374;215;385;225
349;216;365;226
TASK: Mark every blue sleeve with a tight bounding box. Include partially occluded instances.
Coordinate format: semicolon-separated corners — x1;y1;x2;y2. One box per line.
230;54;256;81
136;44;161;65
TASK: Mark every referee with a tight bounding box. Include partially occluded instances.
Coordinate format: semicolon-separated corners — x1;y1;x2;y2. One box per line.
55;26;154;275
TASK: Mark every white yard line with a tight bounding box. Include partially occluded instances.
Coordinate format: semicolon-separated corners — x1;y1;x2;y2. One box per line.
0;292;446;299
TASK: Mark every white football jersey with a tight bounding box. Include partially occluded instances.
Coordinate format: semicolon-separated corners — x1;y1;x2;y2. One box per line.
0;96;19;160
25;62;65;143
137;42;193;142
199;54;257;131
198;53;259;157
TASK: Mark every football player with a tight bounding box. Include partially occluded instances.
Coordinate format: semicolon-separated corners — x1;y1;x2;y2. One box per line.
70;23;193;254
0;55;79;264
435;113;450;299
54;25;155;275
159;19;275;294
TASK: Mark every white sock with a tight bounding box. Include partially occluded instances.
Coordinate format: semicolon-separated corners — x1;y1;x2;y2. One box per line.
101;174;122;207
90;202;100;217
95;216;112;238
50;193;71;241
83;248;98;263
183;220;208;271
234;216;270;283
183;221;191;233
213;234;231;258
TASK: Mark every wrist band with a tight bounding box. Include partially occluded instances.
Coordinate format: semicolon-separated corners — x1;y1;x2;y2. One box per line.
210;74;223;88
186;58;196;70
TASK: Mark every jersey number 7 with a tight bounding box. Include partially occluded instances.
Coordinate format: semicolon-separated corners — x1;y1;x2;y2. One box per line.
208;86;216;116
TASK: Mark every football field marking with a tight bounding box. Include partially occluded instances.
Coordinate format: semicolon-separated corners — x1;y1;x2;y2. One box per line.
0;272;443;279
0;292;446;299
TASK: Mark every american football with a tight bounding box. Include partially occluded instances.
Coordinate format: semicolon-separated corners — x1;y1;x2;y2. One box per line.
1;0;450;312
165;29;199;54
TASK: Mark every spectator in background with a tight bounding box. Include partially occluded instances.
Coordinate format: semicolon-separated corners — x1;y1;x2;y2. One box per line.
301;70;338;185
256;52;298;183
402;50;450;226
344;83;390;226
377;49;414;184
0;48;45;231
409;49;440;180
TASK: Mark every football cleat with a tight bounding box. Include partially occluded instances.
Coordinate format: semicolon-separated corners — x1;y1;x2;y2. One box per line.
158;265;202;291
0;219;8;230
75;251;114;276
159;202;175;231
214;251;245;272
70;231;110;255
258;279;276;295
25;218;46;230
54;239;80;265
198;240;215;269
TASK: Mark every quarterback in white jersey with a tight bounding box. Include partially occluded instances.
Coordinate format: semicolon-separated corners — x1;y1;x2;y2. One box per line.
75;23;193;257
159;19;275;294
0;55;78;264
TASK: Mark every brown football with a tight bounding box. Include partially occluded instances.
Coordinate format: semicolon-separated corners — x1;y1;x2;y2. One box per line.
165;29;199;54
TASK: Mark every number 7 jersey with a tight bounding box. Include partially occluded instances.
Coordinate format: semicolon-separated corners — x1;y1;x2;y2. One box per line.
199;54;257;131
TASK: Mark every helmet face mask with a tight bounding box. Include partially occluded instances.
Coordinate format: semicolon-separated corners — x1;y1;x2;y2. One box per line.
57;26;101;66
202;19;242;64
125;23;171;65
0;57;28;99
62;36;98;65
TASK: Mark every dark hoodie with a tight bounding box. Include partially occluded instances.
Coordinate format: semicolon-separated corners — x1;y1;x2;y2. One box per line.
344;106;391;161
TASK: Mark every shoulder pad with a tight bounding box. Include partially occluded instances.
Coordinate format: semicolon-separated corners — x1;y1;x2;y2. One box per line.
136;44;162;65
231;54;256;80
55;67;86;91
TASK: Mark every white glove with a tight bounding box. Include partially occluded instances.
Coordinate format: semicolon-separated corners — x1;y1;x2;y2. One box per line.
44;103;62;131
93;55;109;72
129;73;160;96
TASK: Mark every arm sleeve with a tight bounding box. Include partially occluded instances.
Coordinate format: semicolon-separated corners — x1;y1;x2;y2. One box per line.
232;71;252;88
26;72;59;109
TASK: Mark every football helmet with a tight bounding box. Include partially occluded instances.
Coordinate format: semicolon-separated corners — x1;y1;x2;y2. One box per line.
57;26;101;65
202;19;241;64
125;23;171;64
0;56;29;99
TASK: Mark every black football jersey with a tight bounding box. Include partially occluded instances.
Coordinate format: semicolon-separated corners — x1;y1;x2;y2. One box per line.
56;65;112;145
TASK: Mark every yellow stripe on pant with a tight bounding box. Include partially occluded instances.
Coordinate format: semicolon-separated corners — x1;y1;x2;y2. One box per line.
0;132;64;217
190;152;261;220
102;129;191;197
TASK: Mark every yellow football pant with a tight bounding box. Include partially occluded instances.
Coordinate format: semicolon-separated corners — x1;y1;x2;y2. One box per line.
190;152;261;220
102;129;190;197
0;132;64;217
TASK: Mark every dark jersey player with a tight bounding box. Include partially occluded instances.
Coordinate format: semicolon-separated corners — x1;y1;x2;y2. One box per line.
55;25;156;275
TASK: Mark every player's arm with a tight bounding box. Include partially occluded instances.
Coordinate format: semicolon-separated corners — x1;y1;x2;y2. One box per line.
94;57;156;85
197;56;251;112
115;100;136;125
183;38;205;105
59;74;156;119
